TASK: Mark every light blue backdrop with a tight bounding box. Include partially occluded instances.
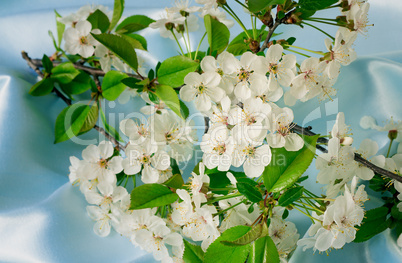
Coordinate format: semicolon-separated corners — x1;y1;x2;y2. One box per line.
0;0;401;262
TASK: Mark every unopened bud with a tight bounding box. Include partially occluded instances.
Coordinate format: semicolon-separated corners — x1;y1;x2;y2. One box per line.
217;0;226;6
336;16;347;26
249;40;260;53
176;24;185;34
259;12;273;27
180;10;189;17
165;22;174;31
388;130;398;140
341;0;350;12
340;136;353;146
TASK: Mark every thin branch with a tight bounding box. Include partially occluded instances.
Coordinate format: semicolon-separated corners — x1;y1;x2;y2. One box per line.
94;125;124;151
30;58;142;80
22;51;125;151
291;123;402;183
259;21;281;53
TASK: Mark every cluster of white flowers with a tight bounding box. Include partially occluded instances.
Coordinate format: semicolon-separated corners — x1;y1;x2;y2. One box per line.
121;111;197;183
298;178;367;252
150;0;233;40
315;112;384;197
269;207;300;261
178;47;305;178
68;139;185;262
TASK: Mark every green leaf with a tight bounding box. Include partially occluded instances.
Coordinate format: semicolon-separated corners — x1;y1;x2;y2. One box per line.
130;183;179;209
221;223;265;246
51;62;80;84
391;205;402;220
163;173;184;189
179;100;190;119
157;55;199;87
354;207;390;243
207;171;232;194
227;29;280;56
249;236;280;263
101;71;128;101
121;77;142;90
116;15;155;34
87;9;110;33
204;15;230;55
204;226;252;263
278;186;304;207
299;0;338;10
42;54;53;73
237;182;262;203
54;103;93;143
109;0;125;31
29;78;54;96
79;103;98;134
154;84;183;119
61;72;95;95
248;0;286;13
100;106;123;142
54;10;65;48
91;33;138;71
183;240;204;263
263;135;318;193
126;34;148;50
120;34;146;51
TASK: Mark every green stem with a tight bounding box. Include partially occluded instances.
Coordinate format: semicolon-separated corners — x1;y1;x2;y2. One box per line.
387;139;394;158
304;18;341;27
210;187;236;191
324;3;342;9
302;196;335;202
309;17;338;22
302;21;335;40
234;0;248;9
285;48;311;58
293;206;322;223
203;193;242;205
185;19;192;60
303;188;319;198
222;5;251;39
251;15;257;39
285;44;325;55
194;32;207;60
295;202;323;213
132;174;136;188
171;30;185;56
181;32;190;57
214;200;246;216
123;174;129;188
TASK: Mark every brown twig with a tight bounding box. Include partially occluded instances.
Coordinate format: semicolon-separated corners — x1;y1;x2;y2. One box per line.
291;123;402;183
259;21;281;53
22;51;125;151
30;58;142;80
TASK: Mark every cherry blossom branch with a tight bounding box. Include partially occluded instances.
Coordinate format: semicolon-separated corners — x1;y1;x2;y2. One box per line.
21;51;125;151
291;123;402;183
259;20;281;52
29;57;142;79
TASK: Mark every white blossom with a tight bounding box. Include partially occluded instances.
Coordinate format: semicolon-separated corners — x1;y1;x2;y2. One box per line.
180;72;225;112
78;141;123;185
266;107;304;151
63;20;100;58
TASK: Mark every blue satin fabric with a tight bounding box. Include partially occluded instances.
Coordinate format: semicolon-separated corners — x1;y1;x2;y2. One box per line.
0;0;402;262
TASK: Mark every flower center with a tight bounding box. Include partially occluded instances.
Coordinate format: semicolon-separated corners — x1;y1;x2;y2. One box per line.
98;159;108;168
141;155;151;164
197;84;206;94
80;36;89;45
213;143;226;155
238;68;252;82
